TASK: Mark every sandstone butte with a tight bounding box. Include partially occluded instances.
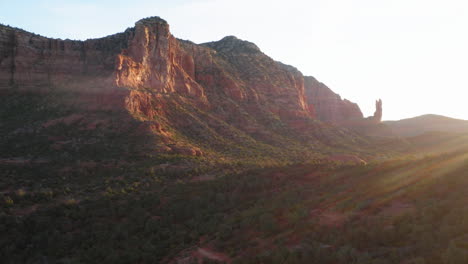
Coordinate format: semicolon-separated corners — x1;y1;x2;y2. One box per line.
0;17;383;156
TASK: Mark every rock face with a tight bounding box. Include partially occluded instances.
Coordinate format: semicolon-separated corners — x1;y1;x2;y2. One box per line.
0;18;313;118
0;23;126;91
373;99;383;122
199;36;313;120
304;76;363;124
0;17;384;159
116;18;205;98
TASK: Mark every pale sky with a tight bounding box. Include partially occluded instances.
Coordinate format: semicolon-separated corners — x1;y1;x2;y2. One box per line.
1;0;468;120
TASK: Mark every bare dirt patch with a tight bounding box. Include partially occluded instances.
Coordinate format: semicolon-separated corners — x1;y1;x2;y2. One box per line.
195;247;231;263
172;246;231;264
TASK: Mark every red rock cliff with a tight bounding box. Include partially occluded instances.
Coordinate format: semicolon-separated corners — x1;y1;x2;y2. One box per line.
304;76;363;124
197;36;313;119
116;18;204;98
0;23;129;91
0;18;314;120
373;99;383;122
0;17;380;157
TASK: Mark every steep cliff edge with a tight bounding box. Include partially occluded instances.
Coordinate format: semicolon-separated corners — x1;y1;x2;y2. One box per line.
0;17;388;163
0;23;128;91
116;18;205;98
304;76;363;124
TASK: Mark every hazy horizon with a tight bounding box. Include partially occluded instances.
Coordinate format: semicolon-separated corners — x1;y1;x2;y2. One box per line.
2;0;467;121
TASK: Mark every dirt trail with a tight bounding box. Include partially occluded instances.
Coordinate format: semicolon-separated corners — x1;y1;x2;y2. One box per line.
196;247;231;263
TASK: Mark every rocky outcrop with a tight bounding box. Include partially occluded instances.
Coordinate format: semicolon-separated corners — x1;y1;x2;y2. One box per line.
199;36;313;120
0;17;383;158
304;76;363;124
0;23;128;91
373;99;383;122
116;18;205;98
303;77;385;126
0;18;313;120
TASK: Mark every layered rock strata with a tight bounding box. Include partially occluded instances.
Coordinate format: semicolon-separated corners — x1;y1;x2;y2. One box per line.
0;17;384;157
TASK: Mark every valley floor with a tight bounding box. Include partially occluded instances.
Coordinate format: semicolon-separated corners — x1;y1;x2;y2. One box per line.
2;148;468;264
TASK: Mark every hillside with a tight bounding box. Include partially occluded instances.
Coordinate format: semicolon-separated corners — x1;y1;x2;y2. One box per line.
384;114;468;137
5;16;467;264
0;17;394;167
